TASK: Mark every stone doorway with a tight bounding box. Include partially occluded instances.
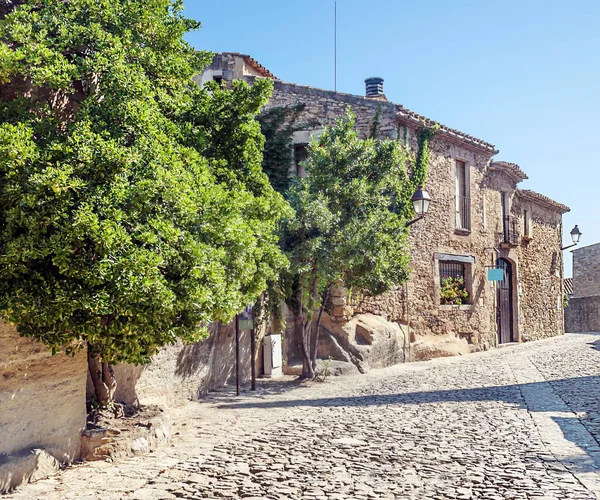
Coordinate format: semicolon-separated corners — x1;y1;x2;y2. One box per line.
497;258;515;344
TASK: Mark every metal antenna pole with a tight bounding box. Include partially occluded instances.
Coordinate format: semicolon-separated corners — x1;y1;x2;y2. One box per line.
334;0;337;91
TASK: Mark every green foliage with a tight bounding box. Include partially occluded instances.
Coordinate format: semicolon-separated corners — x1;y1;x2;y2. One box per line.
413;124;439;190
257;104;314;194
440;276;469;305
315;356;333;383
277;109;436;378
0;0;289;364
282;109;432;312
397;123;440;219
563;294;570;309
369;104;382;139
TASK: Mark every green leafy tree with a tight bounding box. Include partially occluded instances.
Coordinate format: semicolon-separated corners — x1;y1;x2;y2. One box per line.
0;0;288;404
281;110;434;379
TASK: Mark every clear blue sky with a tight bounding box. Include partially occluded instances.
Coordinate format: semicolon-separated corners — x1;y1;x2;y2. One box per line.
183;0;600;276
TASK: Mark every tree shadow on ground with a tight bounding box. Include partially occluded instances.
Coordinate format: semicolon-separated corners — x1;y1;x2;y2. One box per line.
199;377;310;404
214;376;598;411
587;338;600;352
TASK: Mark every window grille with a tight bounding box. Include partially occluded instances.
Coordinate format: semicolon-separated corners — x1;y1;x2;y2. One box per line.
455;160;471;231
456;195;471;231
503;215;520;245
439;261;466;285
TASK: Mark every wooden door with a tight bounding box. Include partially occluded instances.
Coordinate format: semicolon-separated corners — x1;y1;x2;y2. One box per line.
497;258;514;344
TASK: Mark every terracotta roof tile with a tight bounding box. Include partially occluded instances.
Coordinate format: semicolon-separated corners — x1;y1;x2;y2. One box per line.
395;105;498;154
489;161;529;182
225;52;278;80
516;189;570;214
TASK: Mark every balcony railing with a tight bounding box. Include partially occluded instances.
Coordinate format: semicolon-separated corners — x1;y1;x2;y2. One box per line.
456;195;471;231
502;215;520;246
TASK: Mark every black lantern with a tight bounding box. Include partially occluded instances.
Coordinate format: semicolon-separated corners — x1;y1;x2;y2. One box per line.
406;186;432;227
411;186;431;216
570;225;582;244
561;225;582;250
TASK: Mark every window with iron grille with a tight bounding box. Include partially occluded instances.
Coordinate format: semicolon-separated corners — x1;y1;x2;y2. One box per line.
455;160;471;231
439;261;466;284
439;260;471;305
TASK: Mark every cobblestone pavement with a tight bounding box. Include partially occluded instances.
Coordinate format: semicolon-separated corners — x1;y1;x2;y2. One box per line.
9;333;600;500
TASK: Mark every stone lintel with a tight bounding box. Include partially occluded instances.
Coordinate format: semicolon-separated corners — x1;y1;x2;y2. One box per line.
434;253;476;264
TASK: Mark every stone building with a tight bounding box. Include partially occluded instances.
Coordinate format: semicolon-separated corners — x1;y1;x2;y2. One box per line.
565;243;600;332
200;53;570;368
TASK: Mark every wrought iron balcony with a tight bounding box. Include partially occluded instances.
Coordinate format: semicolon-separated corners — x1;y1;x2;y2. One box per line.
501;215;520;247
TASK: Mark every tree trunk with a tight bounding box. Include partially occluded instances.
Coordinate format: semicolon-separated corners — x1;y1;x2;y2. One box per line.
311;286;331;373
297;273;322;380
88;349;117;408
295;284;313;379
300;313;315;379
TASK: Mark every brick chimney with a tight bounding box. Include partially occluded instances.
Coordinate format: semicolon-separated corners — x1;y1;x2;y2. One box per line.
365;77;386;101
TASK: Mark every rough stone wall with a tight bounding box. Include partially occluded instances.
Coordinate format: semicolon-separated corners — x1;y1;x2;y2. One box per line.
571;243;600;298
112;320;264;407
565;296;600;333
564;242;600;333
513;197;564;341
262;79;566;355
267;81;400;141
397;131;499;352
0;322;87;463
197;54;566;363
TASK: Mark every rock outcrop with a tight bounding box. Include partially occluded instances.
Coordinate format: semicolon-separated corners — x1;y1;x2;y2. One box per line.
317;313;407;373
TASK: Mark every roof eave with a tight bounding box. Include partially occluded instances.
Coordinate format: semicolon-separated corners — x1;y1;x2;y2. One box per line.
516;189;570;214
488;162;529;183
395;108;498;156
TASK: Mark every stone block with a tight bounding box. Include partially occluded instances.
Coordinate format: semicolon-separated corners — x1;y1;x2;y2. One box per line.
0;449;60;494
410;334;471;362
317;313;407;373
0;321;87;491
80;408;171;462
330;284;348;297
331;296;346;306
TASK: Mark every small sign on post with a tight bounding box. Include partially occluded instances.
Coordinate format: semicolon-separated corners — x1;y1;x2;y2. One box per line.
238;306;254;331
237;305;256;391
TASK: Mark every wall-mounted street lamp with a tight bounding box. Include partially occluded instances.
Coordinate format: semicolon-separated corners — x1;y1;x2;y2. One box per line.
406;186;431;227
561;225;582;251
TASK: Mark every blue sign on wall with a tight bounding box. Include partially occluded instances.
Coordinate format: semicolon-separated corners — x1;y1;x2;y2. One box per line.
488;268;505;282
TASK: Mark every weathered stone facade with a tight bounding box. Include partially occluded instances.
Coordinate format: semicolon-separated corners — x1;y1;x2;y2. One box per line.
0;322;87;492
565;243;600;332
571;243;600;298
201;53;569;367
110;321;264;407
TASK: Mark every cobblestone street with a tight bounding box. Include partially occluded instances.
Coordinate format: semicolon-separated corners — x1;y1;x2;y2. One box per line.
9;333;600;500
